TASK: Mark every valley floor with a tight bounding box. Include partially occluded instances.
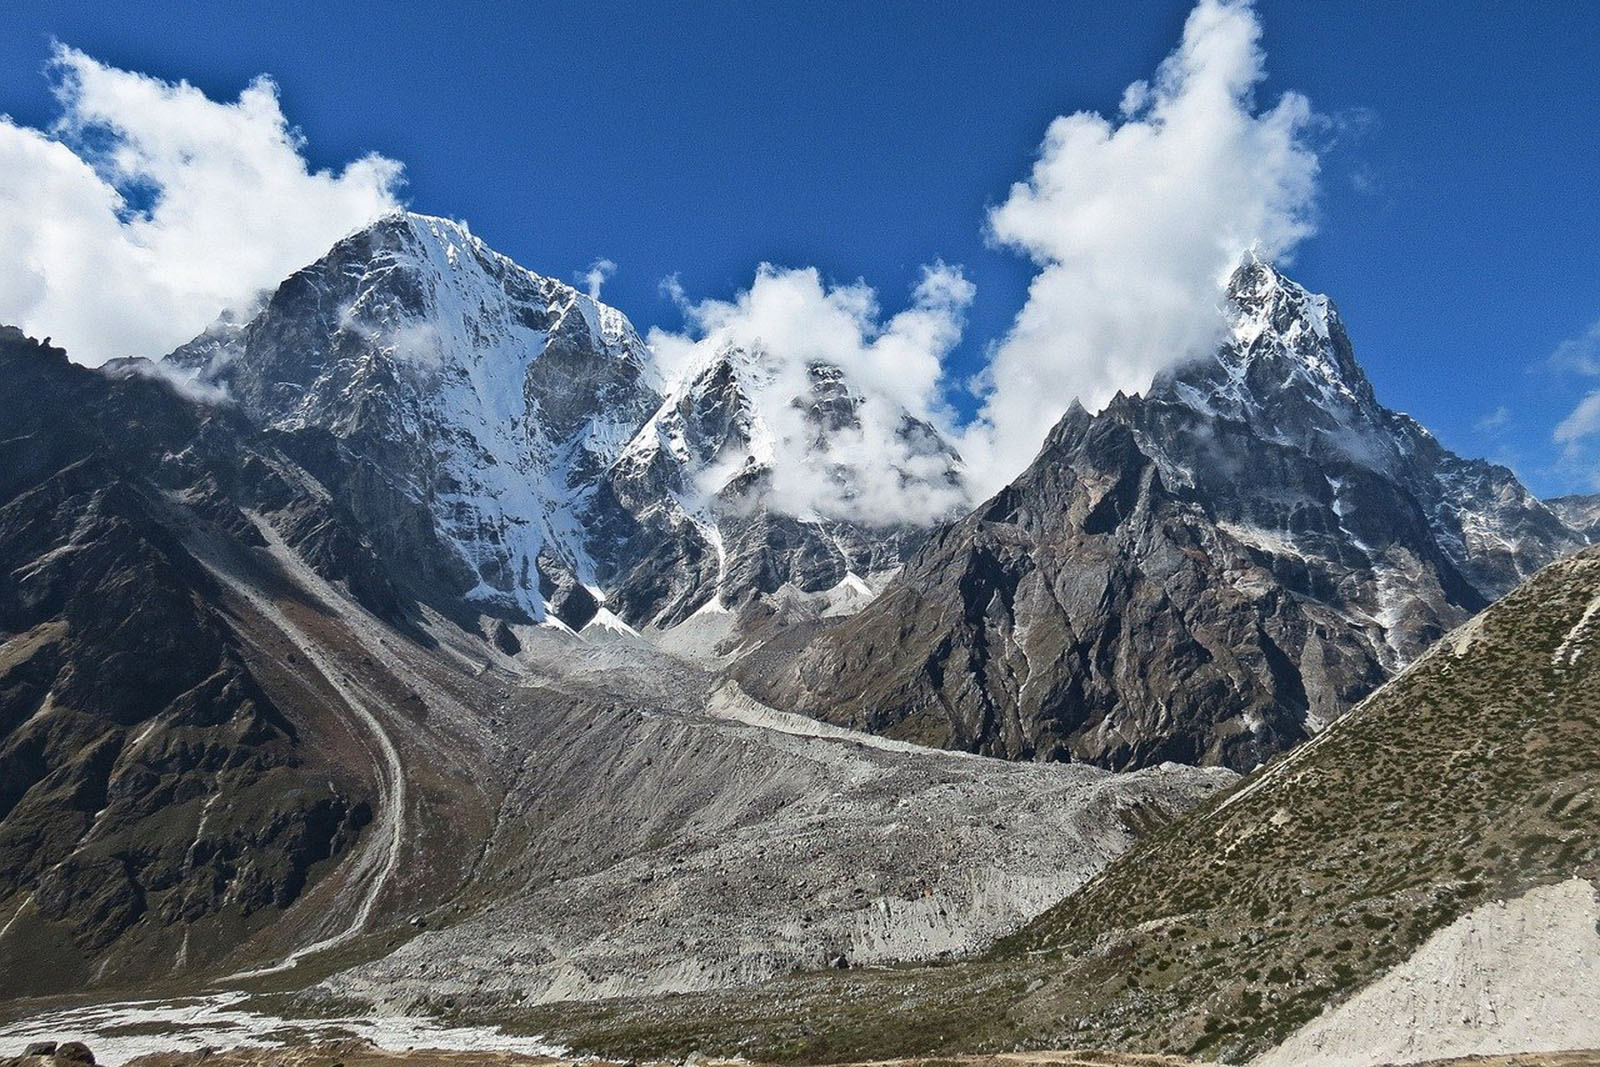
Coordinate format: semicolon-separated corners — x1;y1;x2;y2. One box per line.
6;464;1600;1067
0;993;563;1066
7;1038;1600;1067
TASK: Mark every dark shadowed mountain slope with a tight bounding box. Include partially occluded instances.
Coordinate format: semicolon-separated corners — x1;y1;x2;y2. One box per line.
0;328;388;994
0;328;512;998
750;260;1586;771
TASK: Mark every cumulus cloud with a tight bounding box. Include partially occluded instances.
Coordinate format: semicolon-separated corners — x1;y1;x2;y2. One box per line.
1543;319;1600;464
1556;393;1600;446
0;44;403;365
645;263;975;525
1475;405;1511;433
960;0;1322;493
578;257;617;302
1546;318;1600;378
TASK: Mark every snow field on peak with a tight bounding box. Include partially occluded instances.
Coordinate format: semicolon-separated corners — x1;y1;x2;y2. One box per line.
336;215;657;620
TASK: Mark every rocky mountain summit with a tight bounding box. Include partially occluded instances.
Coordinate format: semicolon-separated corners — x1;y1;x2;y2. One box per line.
755;259;1588;770
1546;493;1600;542
601;342;962;628
167;213;962;632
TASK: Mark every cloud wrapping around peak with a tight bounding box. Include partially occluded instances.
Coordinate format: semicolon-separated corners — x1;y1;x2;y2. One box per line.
0;44;403;365
2;3;1331;526
960;0;1322;493
1475;405;1511;434
645;263;974;525
579;258;617;302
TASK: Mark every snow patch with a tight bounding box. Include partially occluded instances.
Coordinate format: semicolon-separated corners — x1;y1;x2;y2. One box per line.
1552;591;1600;667
583;607;640;637
0;993;564;1066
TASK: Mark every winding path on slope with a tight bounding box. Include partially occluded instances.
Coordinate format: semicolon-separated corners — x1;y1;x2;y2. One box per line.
198;536;409;981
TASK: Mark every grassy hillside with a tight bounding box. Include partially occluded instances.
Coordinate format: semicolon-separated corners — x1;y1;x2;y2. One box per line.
992;545;1600;1058
472;546;1600;1063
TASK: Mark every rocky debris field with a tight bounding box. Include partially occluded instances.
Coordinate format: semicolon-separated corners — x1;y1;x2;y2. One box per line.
321;624;1232;1009
1257;879;1600;1067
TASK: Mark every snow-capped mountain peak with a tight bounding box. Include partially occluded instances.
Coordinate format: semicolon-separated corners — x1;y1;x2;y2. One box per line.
1132;258;1588;660
1167;257;1378;429
167;215;963;631
1226;258;1335;362
168;211;660;621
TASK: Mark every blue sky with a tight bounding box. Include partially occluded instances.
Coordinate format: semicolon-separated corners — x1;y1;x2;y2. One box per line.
2;1;1598;494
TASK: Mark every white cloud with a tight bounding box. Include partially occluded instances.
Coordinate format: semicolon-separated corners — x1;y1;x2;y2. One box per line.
0;44;403;365
578;257;617;302
337;301;444;372
1547;318;1600;378
645;263;974;525
1475;405;1511;433
103;356;234;406
1555;392;1600;446
1544;319;1600;466
960;0;1322;493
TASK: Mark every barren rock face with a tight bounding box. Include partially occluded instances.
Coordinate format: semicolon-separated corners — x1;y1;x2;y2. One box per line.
757;262;1587;771
1546;493;1600;542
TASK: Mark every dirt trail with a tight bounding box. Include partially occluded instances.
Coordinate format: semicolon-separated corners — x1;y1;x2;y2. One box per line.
199;546;408;980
